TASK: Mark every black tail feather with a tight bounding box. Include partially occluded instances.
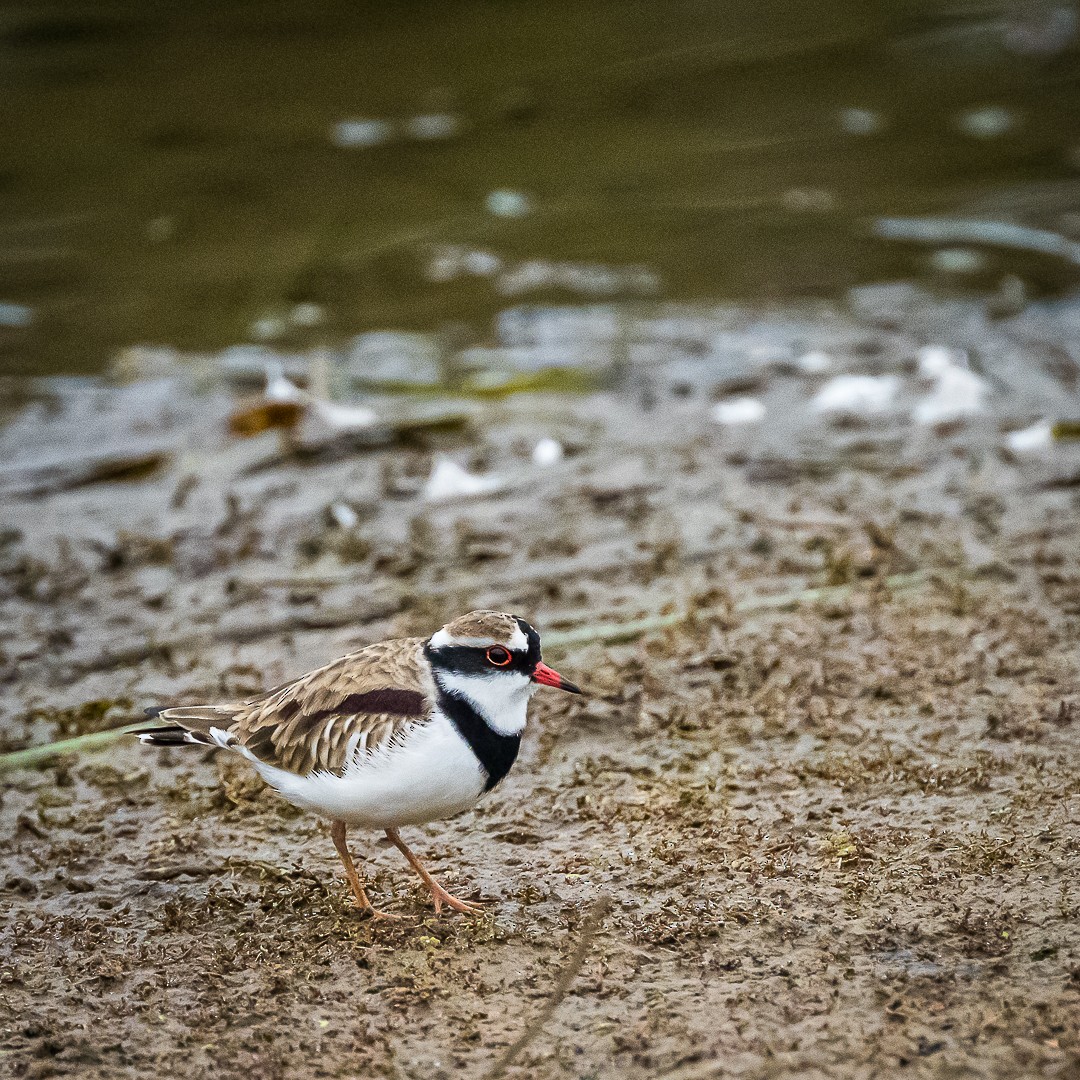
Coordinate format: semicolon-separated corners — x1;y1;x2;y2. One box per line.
137;725;214;747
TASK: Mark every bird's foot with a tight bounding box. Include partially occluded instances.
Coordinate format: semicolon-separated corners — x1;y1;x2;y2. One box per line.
342;880;412;921
348;893;411;921
426;880;484;916
367;906;411;922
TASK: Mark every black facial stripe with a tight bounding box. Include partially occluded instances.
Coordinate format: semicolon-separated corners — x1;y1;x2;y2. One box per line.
435;685;520;791
425;641;535;678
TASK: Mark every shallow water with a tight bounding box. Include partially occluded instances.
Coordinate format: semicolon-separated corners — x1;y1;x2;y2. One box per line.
1;0;1079;374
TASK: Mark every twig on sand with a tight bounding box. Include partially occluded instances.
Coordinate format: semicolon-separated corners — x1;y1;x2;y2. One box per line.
483;896;612;1080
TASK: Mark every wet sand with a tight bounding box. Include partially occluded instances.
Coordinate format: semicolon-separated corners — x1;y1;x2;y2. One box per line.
2;289;1080;1078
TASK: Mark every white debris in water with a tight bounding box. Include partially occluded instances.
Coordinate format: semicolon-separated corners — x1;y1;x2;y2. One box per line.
954;106;1017;139
250;316;286;342
265;365;304;403
309;398;378;432
264;364;377;429
496;260;655;298
532;437;564;465
486;189;532;218
917;344;964;379
1004;4;1077;56
329;502;360;529
929;247;988;274
332;118;394;148
423;457;503;501
812;375;899;416
837;107;884;135
873;216;1080;266
558;263;622;296
913;354;988;425
1005;419;1054;452
425;246;463;282
796;350;833;374
0;302;33;327
405;113;460;140
463;249;502;276
291;302;325;327
497;260;556;295
424;245;504;282
711;397;766;425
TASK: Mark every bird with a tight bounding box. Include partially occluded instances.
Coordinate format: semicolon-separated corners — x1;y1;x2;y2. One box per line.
138;610;581;919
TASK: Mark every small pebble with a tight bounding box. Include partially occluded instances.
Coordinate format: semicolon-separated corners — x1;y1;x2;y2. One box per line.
424;458;503;501
310;398;378;432
329;503;360;530
917;345;965;379
1005;419;1053;453
265;368;304;403
711;397;766;425
532;437;565;465
796;350;832;374
914;366;988;425
812;375;899;416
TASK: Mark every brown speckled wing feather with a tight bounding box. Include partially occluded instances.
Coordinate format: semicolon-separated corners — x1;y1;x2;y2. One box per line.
228;637;435;776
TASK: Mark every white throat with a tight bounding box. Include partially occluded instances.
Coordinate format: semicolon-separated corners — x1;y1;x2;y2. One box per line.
434;669;535;736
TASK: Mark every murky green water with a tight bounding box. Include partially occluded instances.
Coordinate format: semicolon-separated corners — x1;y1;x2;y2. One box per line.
1;1;1079;374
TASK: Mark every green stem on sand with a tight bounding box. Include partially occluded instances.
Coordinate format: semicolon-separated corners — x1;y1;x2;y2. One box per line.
0;719;159;771
542;570;929;650
0;571;930;771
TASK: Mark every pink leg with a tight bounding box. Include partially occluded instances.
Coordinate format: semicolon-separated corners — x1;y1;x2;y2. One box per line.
385;829;483;915
330;820;405;921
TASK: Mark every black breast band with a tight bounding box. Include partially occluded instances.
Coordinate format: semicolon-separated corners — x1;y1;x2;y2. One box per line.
436;687;520;791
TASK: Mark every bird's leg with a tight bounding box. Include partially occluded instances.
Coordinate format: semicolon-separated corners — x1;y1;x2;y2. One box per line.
330;820;404;921
384;828;484;915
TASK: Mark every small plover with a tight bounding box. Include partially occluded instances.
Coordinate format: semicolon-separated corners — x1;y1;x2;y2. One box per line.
139;610;580;918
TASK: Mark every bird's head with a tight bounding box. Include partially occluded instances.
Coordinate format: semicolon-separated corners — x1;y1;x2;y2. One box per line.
425;610;581;732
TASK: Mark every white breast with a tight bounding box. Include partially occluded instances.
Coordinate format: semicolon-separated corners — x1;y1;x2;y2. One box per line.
241;712;487;829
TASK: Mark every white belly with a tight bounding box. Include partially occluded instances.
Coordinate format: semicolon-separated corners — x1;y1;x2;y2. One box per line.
244;714;486;829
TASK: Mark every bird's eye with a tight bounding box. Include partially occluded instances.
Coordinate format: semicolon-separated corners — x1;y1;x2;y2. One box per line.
486;646;512;667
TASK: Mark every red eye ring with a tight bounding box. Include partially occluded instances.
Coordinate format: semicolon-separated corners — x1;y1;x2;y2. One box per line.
486;646;512;667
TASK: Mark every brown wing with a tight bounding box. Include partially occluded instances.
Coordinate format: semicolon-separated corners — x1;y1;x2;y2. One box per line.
154;637;436;777
233;637;435;775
